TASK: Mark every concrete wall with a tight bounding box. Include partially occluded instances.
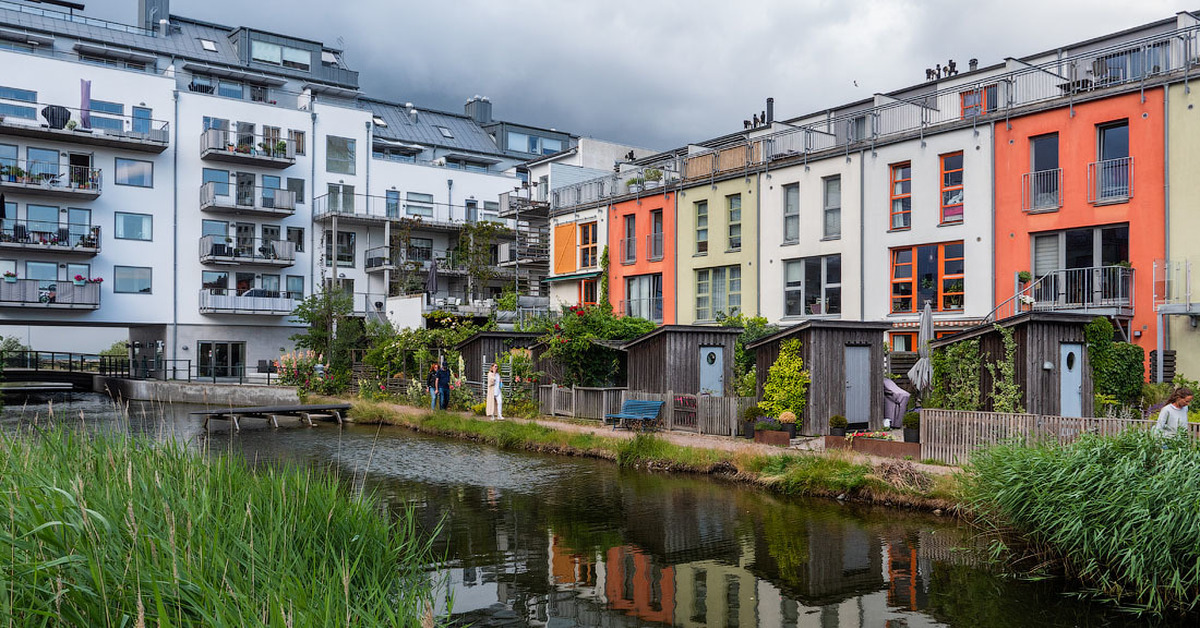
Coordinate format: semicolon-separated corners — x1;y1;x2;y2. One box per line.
99;377;299;405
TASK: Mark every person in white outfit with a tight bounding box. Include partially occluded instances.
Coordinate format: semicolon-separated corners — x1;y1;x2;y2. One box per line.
1154;386;1193;440
486;362;504;421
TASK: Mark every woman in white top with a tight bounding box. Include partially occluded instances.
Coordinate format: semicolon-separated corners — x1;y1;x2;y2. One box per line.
1154;386;1193;439
486;363;504;421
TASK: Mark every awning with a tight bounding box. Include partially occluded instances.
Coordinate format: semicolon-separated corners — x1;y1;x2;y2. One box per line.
443;152;503;165
183;62;287;86
542;270;602;284
74;43;157;65
302;83;359;98
0;28;54;47
372;138;425;154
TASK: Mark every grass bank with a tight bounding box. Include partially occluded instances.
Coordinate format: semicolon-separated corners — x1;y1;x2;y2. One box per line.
349;399;960;511
0;426;437;626
963;430;1200;616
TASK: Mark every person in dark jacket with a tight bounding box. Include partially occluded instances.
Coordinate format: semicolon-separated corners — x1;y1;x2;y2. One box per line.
426;363;440;411
436;361;451;410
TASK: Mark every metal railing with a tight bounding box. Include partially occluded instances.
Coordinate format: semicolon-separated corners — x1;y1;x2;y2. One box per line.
1154;259;1194;308
1029;265;1135;312
200;128;296;160
365;245;393;269
312;192;476;230
621;297;664;322
200;181;297;212
198;288;299;314
0;220;100;250
199;235;296;264
0;278;101;307
1021;169;1062;212
647;232;664;261
0;0;157;36
1087;156;1133;203
619;237;636;264
0;158;101;193
0;100;170;144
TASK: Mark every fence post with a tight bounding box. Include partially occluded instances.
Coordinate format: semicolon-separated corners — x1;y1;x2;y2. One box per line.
571;385;577;417
666;390;674;430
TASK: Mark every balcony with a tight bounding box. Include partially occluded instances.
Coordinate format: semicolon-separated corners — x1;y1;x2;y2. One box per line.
647;232;664;261
199;129;295;168
365;245;395;272
199;182;296;217
198;288;298;315
1028;265;1134;317
1088;157;1133;204
1021;169;1061;212
312;192;483;232
621;297;664;323
0;159;101;200
0;278;100;309
0;102;169;153
619;237;636;265
0;220;100;256
199;235;296;267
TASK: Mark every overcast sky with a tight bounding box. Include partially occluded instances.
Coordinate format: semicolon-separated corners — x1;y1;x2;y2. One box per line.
89;0;1197;151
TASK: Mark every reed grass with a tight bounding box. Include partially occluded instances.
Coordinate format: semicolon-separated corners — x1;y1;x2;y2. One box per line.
963;430;1200;615
0;426;438;627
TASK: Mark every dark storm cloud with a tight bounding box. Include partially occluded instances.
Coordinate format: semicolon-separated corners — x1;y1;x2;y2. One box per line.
93;0;1194;150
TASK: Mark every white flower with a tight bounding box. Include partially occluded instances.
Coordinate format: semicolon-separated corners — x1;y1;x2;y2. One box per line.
1018;295;1036;305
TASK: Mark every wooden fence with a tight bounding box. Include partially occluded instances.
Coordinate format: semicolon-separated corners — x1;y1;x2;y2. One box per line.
920;408;1200;464
539;385;755;436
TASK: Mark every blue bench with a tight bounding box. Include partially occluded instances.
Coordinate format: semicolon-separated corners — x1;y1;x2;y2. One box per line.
605;400;665;432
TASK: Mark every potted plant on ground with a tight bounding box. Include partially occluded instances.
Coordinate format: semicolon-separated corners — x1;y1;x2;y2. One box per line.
778;410;798;439
828;414;847;437
741;403;764;439
753;417;791;447
903;411;920;443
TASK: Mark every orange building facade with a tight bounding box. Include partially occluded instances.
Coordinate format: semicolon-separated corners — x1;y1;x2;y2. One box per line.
993;90;1165;355
607;193;675;324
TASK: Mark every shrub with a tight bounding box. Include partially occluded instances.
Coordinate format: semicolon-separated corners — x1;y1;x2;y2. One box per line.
929;340;981;410
902;411;920;430
828;414;848;428
1085;317;1146;408
755;419;783;432
777;411;797;424
742;403;766;421
472;402;487;416
761;339;810;422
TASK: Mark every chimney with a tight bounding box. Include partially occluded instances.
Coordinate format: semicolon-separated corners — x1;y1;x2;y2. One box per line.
766;97;774;124
138;0;170;33
465;95;493;124
408;107;419;124
969;58;979;72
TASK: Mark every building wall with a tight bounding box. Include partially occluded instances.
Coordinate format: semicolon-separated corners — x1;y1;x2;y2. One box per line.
675;177;759;323
547;206;606;308
607;192;675;324
994;90;1165;357
1166;83;1200;379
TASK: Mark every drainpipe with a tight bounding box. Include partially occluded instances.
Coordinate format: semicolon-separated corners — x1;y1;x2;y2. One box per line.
858;149;866;321
754;173;762;318
310;106;318;295
171;74;180;366
990;119;997;325
1158;84;1171;383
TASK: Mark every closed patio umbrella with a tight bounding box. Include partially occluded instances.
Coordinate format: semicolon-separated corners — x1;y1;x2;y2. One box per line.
906;300;935;396
425;258;439;304
41;105;71;130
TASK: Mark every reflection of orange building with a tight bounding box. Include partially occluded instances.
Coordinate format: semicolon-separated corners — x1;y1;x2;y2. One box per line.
604;546;675;624
607;193;675;324
550;535;596;587
886;538;919;610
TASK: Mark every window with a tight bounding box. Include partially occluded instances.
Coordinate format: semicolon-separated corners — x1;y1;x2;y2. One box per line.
434;125;454;139
385;190;402;218
580;279;598;306
0;86;37;120
217;79;243;99
251;41;310;72
890;241;965;313
622;214;636;263
482;201;500;222
322;50;338;65
90;100;123;115
1095;120;1130;201
286;227;305;252
1029;133;1060;210
940;152;964;223
201;220;227;237
625;274;663;322
695;201;708;254
850;115;868;142
114;266;152;293
890;162;912;230
27;147;58;179
114;212;152;240
67;263;90;282
372;116;387;128
90;99;124;131
326;183;355;213
506;131;530;153
324;230;356;267
542;138;563;154
115;158;153;187
286;275;304;298
823;176;841;239
408;237;433;262
326;136;355;174
203;168;229;196
783;183;799;243
26;204;57;234
202;271;228;290
649;210;664;260
261;224;280;243
286;177;305;203
199;38;218;52
289;130;306;156
132;107;152;135
727;194;742;250
405;192;433;217
579;222;598;268
784;255;841;317
891;332;917;352
960;85;997;118
0;85;36;102
695;265;741;321
261;274;280;293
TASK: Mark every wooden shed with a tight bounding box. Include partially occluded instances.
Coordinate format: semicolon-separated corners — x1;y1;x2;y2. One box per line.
610;325;742;396
748;321;891;435
928;312;1096;417
453;331;541;386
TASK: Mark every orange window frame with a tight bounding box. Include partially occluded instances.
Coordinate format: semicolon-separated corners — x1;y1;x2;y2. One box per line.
890;242;965;313
890;162;912;230
579;279;597;306
940;152;964;224
959;85;997;118
940;243;965;311
579;222;598;268
891;248;914;313
890;332;917;352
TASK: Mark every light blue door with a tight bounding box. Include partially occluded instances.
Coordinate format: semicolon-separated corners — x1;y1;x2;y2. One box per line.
699;346;724;396
1060;343;1083;417
844;346;871;423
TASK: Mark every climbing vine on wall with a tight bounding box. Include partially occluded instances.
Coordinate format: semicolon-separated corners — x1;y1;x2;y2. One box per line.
987;324;1025;413
929;339;982;411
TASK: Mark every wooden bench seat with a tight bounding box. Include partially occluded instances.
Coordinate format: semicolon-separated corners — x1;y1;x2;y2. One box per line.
604;400;665;432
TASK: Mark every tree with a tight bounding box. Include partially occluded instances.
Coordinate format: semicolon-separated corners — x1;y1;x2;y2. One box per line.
539;305;655;387
100;340;129;357
761;339;810;421
0;335;30;354
458;220;506;301
388;217;424;296
290;289;360;377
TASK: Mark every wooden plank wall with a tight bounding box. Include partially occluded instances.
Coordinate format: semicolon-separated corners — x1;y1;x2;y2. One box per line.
627;331;737;395
889;351;918;388
622;390;754;436
970;320;1091;416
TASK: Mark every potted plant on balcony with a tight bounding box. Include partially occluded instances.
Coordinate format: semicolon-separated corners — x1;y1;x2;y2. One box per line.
73;274;87;286
3;271;16;283
626;176;644;194
828;414;847;437
275;140;288;156
1017;270;1032;284
643;168;663;189
902;411;920;443
87;277;103;285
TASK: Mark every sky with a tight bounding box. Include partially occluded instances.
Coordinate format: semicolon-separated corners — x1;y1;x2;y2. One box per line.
83;0;1200;151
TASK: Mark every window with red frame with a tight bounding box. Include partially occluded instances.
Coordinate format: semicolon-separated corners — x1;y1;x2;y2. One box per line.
890;162;912;230
960;85;997;118
940;152;964;224
890;241;965;313
578;222;598;268
890;332;917;352
580;279;597;306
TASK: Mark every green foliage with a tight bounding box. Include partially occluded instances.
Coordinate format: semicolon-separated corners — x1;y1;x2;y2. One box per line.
1171;374;1200;421
459;220;506;300
903;411;920;429
761;339;810;423
98;340;128;357
362;317;482;379
496;290;518;311
986;324;1025;413
0;427;437;625
742;403;766;421
716;312;779;382
288;289;363;389
1085;317;1145;408
734;365;757;397
755;454;874;496
539;304;655;387
828;414;848;428
598;245;611;312
0;335;30;354
929;340;981;410
964;430;1200;614
755;419;783;432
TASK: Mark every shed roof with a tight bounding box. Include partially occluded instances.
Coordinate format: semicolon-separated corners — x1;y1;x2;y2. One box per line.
745;320;892;351
928;312;1097;349
610;325;743;351
452;331;541;351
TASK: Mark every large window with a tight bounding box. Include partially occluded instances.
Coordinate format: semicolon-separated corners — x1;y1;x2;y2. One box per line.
580;279;597;306
1095;120;1130;201
114;266;152;293
202;168;229;196
727;194;742;250
115;158;153;187
626;274;663;322
579;222;598;268
251;41;310;72
287;177;305;203
0;85;36;120
823;176;841;239
1029;133;1060;210
695;201;708;254
202;271;228;290
622;214;636;263
326;136;356;175
289;130;306;156
408;237;433;262
960;84;997;118
324;230;356;267
783;183;799;243
891;242;964;313
286;275;304;298
890;162;911;230
696;265;741;321
405;192;433;217
785;255;841;317
326;183;355;213
114;212;152;240
286;227;305;253
940;152;964;223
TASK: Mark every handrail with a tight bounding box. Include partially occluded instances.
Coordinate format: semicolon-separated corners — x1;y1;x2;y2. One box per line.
985;273;1052;323
0;100;170;142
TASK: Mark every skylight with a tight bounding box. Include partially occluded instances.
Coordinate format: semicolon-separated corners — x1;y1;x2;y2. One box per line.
199;39;218;52
373;116;387;128
435;126;454;139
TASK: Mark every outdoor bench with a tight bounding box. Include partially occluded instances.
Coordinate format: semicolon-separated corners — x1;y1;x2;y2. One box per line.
604;400;665;432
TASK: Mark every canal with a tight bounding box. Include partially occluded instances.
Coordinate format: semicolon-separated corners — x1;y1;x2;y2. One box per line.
0;392;1176;627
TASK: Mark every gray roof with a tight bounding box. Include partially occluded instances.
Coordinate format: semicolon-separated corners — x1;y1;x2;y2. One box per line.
360;98;505;157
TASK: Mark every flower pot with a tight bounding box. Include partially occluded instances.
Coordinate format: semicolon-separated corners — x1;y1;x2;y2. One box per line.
3;276;16;283
903;427;920;443
72;279;86;286
754;429;792;447
784;423;797;439
742;420;755;439
829;427;846;437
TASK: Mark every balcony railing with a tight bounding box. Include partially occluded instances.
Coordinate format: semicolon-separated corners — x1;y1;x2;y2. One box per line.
199;235;297;266
1021;169;1062;212
1029;266;1134;314
0;158;101;198
200;129;295;167
647;232;664;261
200;181;296;216
619;237;636;264
365;245;394;271
0;278;100;309
1088;157;1133;204
0;220;100;254
621;297;664;323
0;101;169;152
198;288;298;315
313;192;493;232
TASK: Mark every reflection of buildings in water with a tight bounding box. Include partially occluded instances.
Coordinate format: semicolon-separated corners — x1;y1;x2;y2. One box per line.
750;517;885;607
603;546;674;624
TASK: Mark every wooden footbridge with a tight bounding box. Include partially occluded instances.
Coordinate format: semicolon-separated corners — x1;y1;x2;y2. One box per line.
191;403;351;431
